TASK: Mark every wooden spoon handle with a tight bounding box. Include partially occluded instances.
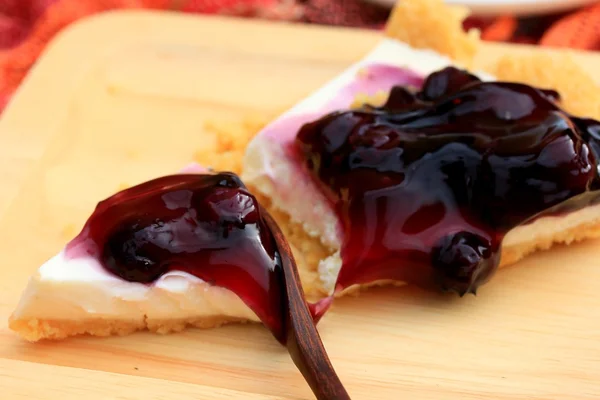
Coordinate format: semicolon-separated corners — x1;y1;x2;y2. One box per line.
262;209;351;400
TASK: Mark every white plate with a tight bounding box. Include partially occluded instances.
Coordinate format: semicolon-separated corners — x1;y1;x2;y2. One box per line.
370;0;597;16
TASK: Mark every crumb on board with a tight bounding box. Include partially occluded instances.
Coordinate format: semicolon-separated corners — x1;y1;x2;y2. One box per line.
193;114;275;175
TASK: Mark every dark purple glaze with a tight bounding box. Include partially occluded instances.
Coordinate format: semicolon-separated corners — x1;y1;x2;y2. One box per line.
296;66;600;295
66;173;289;343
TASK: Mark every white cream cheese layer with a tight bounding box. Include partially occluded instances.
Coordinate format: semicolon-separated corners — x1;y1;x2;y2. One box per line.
12;250;260;322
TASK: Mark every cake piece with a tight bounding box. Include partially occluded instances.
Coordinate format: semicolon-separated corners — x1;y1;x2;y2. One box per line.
242;40;491;297
242;37;600;297
10;164;351;398
10;165;292;342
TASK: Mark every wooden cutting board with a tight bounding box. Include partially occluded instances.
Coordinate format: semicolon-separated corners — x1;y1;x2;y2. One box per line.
1;11;600;400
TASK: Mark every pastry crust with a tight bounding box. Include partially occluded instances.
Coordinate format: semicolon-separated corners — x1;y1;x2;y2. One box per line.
9;315;250;342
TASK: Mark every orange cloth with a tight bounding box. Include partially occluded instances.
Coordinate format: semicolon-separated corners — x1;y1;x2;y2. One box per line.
540;3;600;49
468;2;600;49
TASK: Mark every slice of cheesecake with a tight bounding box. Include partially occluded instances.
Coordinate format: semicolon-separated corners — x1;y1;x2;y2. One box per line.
242;6;600;297
9;165;294;342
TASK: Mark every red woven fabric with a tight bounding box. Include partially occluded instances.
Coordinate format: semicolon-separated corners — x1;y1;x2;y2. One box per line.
0;0;389;109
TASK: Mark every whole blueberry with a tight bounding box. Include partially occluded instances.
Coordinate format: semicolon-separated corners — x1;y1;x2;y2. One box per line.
431;231;499;296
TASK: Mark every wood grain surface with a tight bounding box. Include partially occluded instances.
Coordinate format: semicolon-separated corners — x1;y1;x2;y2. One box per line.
1;11;600;400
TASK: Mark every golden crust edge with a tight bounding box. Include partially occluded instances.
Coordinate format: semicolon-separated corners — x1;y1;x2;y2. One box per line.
8;315;252;342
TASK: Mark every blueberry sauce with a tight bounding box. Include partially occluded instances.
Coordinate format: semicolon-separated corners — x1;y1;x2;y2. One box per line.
66;173;288;342
296;66;600;295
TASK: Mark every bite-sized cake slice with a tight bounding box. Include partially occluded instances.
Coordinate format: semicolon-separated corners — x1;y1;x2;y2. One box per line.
243;42;600;297
10;164;293;342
